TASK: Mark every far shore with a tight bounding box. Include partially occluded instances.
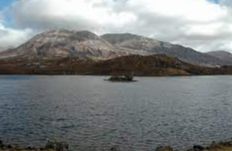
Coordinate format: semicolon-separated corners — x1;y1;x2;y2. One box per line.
0;73;232;76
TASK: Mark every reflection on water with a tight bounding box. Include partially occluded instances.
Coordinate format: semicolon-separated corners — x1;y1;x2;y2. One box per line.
0;76;232;151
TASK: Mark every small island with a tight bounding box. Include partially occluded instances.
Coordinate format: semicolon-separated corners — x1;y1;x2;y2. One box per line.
107;73;136;82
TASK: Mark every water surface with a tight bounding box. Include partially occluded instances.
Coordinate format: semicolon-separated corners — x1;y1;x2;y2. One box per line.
0;76;232;151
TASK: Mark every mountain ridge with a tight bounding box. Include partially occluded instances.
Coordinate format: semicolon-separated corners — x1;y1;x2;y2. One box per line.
0;30;230;67
101;33;227;66
0;30;148;61
206;50;232;65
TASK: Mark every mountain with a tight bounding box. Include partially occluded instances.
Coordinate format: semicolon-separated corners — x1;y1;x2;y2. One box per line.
1;29;232;76
101;33;225;66
0;30;229;66
206;51;232;65
0;30;147;60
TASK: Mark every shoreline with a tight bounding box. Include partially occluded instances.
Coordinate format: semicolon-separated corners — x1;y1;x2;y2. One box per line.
1;140;232;151
0;74;232;77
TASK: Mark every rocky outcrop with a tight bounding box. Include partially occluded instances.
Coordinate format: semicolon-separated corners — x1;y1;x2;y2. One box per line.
2;140;232;151
0;140;68;151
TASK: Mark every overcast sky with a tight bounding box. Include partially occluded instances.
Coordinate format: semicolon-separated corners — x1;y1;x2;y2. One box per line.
0;0;232;52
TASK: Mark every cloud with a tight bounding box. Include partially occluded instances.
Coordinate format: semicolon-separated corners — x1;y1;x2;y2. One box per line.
0;23;33;51
11;0;137;31
0;0;232;52
220;0;232;6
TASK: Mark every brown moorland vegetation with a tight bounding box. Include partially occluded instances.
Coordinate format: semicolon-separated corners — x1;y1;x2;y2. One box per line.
0;54;231;76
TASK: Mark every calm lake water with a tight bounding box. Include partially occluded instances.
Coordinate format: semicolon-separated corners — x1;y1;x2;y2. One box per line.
0;76;232;151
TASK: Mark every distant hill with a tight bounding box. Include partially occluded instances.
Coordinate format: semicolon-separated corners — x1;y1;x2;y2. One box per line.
101;33;226;66
206;51;232;65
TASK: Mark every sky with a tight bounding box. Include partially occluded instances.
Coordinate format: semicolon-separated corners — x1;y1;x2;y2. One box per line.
0;0;232;52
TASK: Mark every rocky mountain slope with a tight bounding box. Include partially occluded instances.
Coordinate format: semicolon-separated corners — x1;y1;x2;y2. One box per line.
0;30;147;60
206;51;232;65
0;30;230;67
101;33;226;66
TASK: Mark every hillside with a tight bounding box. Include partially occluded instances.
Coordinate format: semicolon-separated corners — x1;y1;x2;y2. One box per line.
101;33;225;66
0;30;147;61
0;30;229;67
0;30;231;76
206;51;232;65
0;54;231;76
